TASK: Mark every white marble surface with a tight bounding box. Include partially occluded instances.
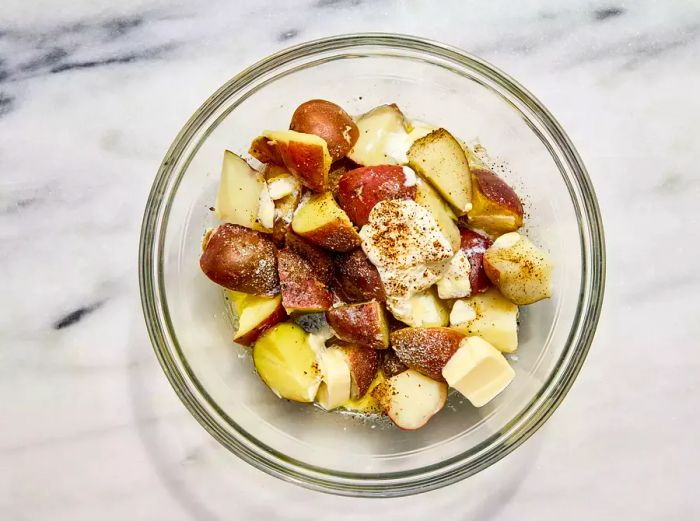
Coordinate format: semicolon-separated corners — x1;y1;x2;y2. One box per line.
1;0;699;519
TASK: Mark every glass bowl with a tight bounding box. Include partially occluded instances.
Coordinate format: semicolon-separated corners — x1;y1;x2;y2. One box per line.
139;34;605;497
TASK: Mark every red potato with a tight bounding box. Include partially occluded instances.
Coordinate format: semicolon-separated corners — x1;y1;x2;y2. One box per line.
407;128;472;215
381;349;408;378
226;291;287;346
333;249;386;302
291;191;361;252
249;135;284;165
338;343;381;399
337;165;417;226
263;130;332;192
483;232;553;305
200;224;279;296
284;230;336;287
277;248;333;313
327;159;357;200
326;301;390;350
270;188;303;247
372;369;447;430
464;168;524;235
459;228;494;294
290;99;359;162
390;327;466;382
329;283;350;307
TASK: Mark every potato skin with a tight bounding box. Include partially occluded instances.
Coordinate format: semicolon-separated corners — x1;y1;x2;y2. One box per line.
463;168;524;235
334;249;386;302
390;327;465;382
339;344;380;399
200;224;279;296
337;165;417;226
277;248;333;313
326;301;389;350
458;228;493;294
249;136;283;165
290;99;359;162
284;230;336;287
381;349;408;378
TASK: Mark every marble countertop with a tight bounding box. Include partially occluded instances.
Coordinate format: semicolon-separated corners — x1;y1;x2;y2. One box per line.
2;0;699;519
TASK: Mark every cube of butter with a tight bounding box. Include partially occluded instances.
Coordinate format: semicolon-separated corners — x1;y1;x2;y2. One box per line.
442;337;515;407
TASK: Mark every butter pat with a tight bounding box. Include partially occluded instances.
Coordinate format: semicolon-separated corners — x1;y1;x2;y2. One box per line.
450;288;519;353
315;348;351;410
442;337;515;407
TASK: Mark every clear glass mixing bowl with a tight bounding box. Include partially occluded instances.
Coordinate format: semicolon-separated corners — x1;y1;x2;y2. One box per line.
139;34;605;497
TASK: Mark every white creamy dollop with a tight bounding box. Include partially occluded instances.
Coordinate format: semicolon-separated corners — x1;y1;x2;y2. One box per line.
388;291;444;328
383;121;437;163
402;166;417;187
256;183;275;229
383;131;413;163
436;249;472;299
267;175;298;200
359;199;453;300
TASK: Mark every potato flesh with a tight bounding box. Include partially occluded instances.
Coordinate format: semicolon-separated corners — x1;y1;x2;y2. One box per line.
450;287;519;353
408;128;472;215
215;150;269;232
484;232;553;305
208;104;553;427
226;290;282;340
414;177;461;252
253;323;321;402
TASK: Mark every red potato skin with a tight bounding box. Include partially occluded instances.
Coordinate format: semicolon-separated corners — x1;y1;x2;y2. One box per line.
271;190;302;247
327;158;358;199
275;140;328;192
390;328;465;382
277;248;333;313
249;136;283;165
381;350;408;378
483;257;501;286
326;301;389;349
337;165;417;226
333;249;386;303
462;168;524;235
329;283;350;307
200;224;279;296
459;228;494;294
235;303;287;347
341;344;381;398
472;168;523;217
298;220;360;252
290;100;359;162
284;230;336;287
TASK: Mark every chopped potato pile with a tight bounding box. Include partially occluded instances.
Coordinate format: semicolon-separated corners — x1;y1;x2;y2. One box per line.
199;99;553;430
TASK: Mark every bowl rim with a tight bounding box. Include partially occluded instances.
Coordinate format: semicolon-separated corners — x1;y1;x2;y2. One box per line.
139;32;606;497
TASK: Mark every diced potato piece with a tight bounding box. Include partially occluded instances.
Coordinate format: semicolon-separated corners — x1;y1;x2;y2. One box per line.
408;128;472;215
